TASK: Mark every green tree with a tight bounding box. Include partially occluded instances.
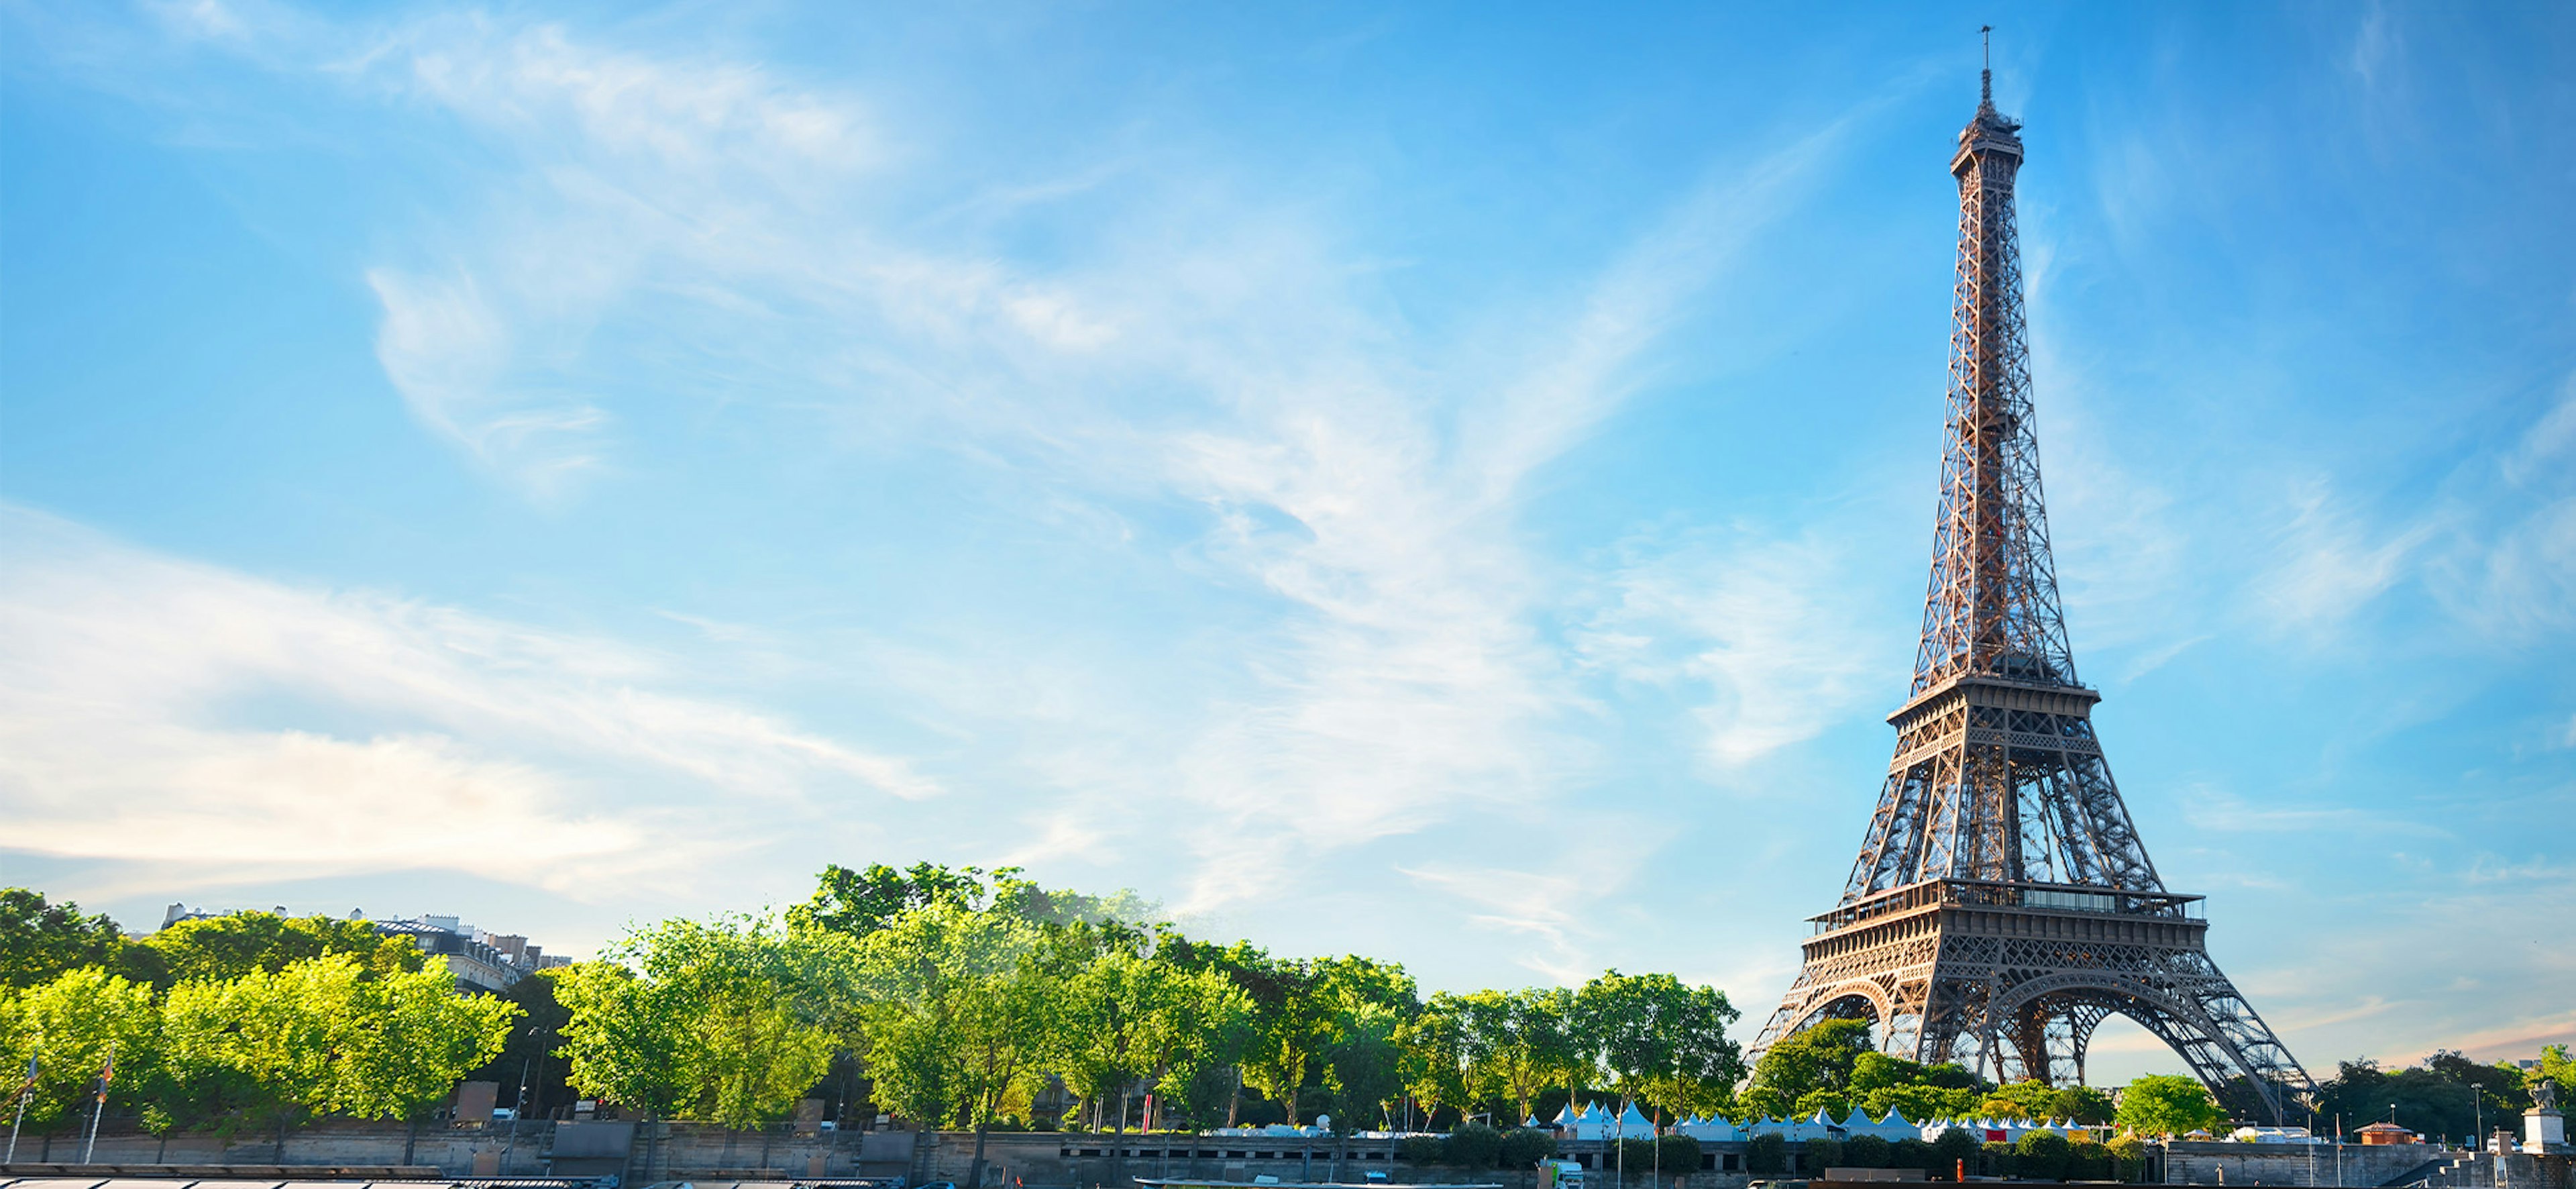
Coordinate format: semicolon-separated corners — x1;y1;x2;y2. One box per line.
1890;1137;1935;1177
0;966;156;1127
2114;1074;2222;1137
1930;1127;1982;1178
1746;1131;1789;1174
462;972;574;1117
333;962;520;1121
144;911;425;987
2048;1084;2116;1125
1325;998;1405;1130
858;902;1059;1188
1136;955;1252;1129
2528;1044;2573;1094
1743;1018;1872;1118
1574;970;1742;1129
791;862;996;938
1979;1080;2060;1122
1842;1133;1892;1168
1499;1127;1558;1168
1849;1051;1985;1122
2013;1129;2071;1180
158;960;335;1136
2106;1133;2147;1180
1055;945;1160;1130
1236;957;1330;1126
549;962;696;1121
1400;993;1477;1129
1447;1121;1503;1168
573;913;859;1129
1467;986;1574;1124
857;902;1057;1127
1313;957;1414;1129
0;889;139;989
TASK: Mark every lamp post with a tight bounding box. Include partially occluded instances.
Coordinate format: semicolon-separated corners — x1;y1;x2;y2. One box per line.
2471;1084;2483;1154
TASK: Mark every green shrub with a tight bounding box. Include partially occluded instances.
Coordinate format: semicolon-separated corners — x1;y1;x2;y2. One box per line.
1399;1135;1446;1164
1615;1137;1657;1172
1804;1138;1844;1174
1931;1127;1980;1178
1447;1123;1503;1169
1891;1137;1936;1178
1655;1135;1701;1172
1841;1134;1892;1168
1746;1132;1788;1174
2068;1139;2112;1181
2014;1129;2070;1180
1981;1140;2017;1178
2105;1135;2146;1182
1500;1129;1557;1168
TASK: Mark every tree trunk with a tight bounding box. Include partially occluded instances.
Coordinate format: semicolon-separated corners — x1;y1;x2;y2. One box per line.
404;1115;419;1166
967;1121;991;1189
1227;1069;1242;1129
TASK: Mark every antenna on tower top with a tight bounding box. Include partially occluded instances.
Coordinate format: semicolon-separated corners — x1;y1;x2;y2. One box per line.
1980;25;1994;105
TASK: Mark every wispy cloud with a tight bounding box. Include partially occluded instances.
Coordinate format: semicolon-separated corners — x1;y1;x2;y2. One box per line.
58;5;1888;920
1575;525;1888;770
0;507;936;894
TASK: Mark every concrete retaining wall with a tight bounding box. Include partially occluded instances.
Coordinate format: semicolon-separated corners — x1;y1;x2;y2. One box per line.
2161;1142;2572;1189
22;1123;2565;1189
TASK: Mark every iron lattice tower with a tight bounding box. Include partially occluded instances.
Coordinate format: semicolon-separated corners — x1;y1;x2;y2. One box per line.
1744;66;2316;1123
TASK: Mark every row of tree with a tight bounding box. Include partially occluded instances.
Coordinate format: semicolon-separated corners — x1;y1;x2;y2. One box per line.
7;877;2564;1148
1;956;517;1138
544;863;1752;1137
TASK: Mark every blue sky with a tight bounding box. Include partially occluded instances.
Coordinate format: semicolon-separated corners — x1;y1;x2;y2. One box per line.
3;1;2571;1084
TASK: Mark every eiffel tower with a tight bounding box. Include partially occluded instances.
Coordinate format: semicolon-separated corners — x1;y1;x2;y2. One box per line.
1744;60;2315;1124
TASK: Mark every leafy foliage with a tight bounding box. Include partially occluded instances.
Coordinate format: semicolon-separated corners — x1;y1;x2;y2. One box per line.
2012;1128;2071;1180
1841;1133;1891;1168
0;890;140;990
144;911;427;987
1746;1131;1788;1174
1497;1127;1557;1168
2114;1073;2223;1137
0;966;156;1126
2314;1050;2532;1143
154;953;515;1133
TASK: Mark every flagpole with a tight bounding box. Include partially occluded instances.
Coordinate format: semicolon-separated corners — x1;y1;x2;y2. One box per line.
9;1039;37;1164
81;1042;112;1165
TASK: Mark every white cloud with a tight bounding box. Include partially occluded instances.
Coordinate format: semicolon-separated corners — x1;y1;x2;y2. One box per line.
0;507;936;894
2249;476;2430;636
1575;526;1886;770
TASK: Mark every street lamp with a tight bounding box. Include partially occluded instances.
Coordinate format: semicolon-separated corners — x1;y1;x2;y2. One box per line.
2471;1084;2482;1153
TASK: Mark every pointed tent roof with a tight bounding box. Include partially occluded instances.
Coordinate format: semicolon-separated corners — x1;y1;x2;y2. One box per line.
1553;1102;1582;1125
1882;1108;1912;1127
1525;1117;1543;1129
1619;1103;1652;1128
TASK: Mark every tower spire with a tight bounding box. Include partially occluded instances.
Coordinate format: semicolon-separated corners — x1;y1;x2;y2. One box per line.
1980;25;1993;108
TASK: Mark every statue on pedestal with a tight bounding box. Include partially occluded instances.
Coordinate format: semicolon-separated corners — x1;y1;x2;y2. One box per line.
2529;1078;2565;1155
